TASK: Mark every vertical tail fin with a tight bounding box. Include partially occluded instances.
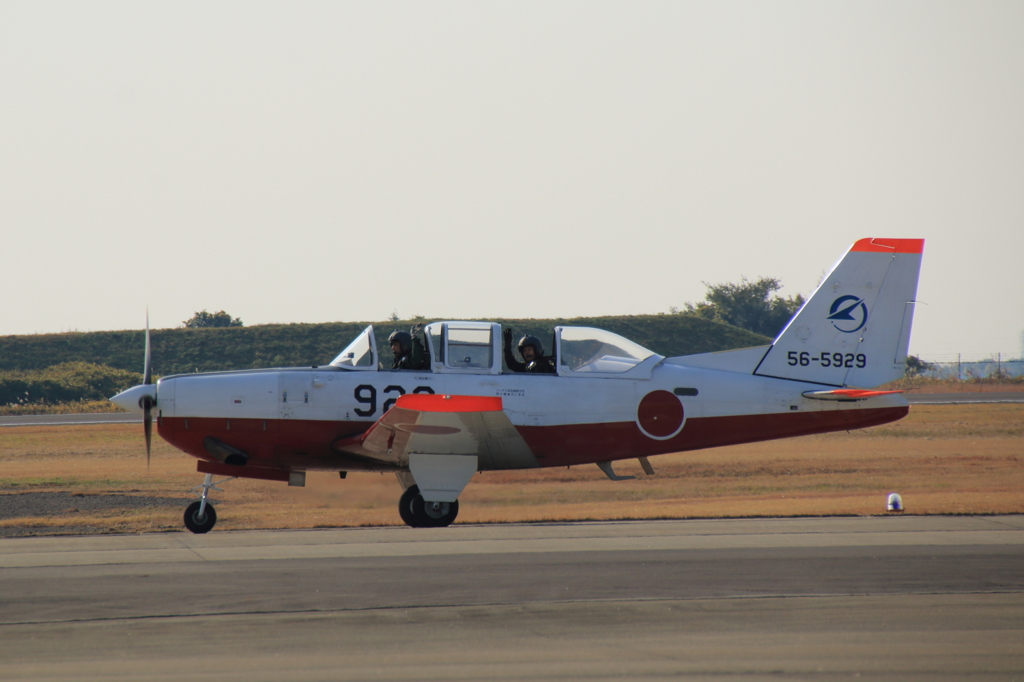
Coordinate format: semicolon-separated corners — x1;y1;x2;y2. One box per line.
753;238;924;388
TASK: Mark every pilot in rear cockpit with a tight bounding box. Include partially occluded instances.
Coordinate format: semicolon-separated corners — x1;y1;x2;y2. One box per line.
389;325;430;370
503;328;556;374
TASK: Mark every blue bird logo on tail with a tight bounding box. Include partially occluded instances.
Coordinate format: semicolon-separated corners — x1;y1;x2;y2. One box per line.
828;295;868;333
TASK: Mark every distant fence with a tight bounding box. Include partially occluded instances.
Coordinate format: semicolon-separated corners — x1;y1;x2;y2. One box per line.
917;354;1024;380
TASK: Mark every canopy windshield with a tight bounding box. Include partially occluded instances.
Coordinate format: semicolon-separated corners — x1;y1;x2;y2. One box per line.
329;326;377;369
558;327;657;374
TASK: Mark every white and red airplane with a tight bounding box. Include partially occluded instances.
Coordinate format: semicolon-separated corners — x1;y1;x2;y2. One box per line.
111;238;923;532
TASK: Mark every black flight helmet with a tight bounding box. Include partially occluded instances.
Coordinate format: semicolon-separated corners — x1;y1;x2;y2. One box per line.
517;335;544;356
389;330;412;355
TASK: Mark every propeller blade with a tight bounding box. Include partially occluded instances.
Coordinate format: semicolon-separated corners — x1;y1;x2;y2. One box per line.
143;310;152;386
143;311;153;468
143;396;152;468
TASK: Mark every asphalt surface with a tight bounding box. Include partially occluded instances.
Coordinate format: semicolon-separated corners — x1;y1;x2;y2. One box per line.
0;412;140;427
905;391;1024;404
1;516;1022;680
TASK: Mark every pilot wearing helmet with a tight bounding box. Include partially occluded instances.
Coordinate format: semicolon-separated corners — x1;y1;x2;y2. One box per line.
502;327;556;374
389;325;430;370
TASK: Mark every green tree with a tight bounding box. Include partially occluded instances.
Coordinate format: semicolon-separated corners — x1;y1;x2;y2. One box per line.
182;310;243;328
678;277;804;338
905;355;933;376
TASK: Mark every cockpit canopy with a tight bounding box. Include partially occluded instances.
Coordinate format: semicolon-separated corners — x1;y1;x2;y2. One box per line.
425;322;498;373
329;323;662;377
329;323;502;374
329;326;377;369
555;326;658;374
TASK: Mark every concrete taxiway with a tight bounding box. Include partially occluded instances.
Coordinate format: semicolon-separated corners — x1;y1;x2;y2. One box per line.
1;516;1022;680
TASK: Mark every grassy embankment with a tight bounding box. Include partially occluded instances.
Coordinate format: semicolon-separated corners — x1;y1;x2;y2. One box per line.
0;315;768;374
0;314;767;415
1;402;1021;535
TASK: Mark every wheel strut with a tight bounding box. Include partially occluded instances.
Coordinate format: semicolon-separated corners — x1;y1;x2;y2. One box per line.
192;473;234;516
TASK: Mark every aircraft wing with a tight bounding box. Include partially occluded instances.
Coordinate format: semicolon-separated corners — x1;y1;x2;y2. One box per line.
331;394;537;471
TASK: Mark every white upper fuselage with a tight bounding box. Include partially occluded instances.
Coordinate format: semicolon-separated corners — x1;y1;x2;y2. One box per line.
140;322;906;446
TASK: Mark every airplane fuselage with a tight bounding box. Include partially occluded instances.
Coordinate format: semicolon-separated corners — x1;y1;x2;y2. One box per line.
154;359;908;474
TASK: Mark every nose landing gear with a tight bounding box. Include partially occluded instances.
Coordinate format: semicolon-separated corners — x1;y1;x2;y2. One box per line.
184;473;235;534
184;500;216;534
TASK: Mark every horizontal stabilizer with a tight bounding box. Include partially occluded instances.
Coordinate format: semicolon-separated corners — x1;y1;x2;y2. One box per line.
802;388;905;401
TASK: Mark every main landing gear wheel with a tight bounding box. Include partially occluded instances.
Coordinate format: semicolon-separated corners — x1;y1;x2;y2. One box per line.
398;484;459;528
398;485;419;526
184;500;217;534
414;497;458;528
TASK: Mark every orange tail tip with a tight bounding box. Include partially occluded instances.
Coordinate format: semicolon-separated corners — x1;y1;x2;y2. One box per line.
851;238;924;254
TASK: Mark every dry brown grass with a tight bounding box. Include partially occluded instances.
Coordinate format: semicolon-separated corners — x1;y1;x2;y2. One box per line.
1;403;1022;534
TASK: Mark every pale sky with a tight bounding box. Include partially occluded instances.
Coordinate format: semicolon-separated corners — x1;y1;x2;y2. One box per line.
2;1;1022;362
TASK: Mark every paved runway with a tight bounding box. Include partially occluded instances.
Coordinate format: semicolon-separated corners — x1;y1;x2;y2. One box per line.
0;412;140;427
1;516;1022;680
906;391;1024;404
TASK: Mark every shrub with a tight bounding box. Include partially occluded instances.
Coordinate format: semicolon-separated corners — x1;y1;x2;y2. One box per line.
0;363;143;406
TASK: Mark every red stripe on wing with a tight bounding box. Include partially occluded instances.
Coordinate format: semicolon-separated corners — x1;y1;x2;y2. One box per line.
395;394;503;413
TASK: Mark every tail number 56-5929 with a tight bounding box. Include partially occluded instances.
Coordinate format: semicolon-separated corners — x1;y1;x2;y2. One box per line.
787;351;866;368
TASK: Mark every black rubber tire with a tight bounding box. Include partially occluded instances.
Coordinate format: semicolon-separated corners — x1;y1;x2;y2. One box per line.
398;485;421;527
411;495;459;528
184;500;217;534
